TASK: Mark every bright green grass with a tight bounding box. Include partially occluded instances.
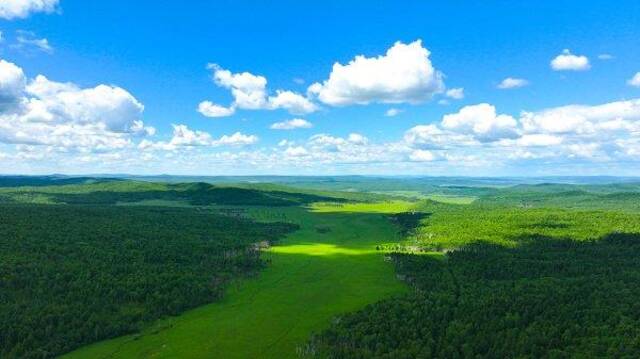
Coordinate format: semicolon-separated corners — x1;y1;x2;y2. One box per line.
423;194;477;204
310;200;416;213
63;206;407;359
369;191;477;204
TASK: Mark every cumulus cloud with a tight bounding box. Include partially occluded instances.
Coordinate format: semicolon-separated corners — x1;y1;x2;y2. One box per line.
167;124;212;146
267;90;318;114
441;103;519;142
197;101;235;117
216;132;258;146
403;123;477;151
0;60;155;151
211;64;267;109
139;125;258;151
627;72;640;87
0;0;58;20
400;97;640;173
347;133;368;145
497;77;529;89
284;146;308;157
409;149;435;162
498;134;564;147
551;49;590;71
0;59;26;111
270;118;312;130
198;64;317;117
308;40;444;106
520;99;640;135
308;133;369;152
445;87;464;100
385;108;402;117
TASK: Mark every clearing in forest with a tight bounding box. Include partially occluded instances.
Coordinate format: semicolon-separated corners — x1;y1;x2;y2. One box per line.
64;205;408;358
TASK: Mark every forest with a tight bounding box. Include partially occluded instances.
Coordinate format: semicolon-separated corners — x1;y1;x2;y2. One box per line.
0;201;296;358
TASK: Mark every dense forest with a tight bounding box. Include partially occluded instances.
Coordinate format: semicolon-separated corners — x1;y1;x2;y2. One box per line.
306;233;640;358
0;203;296;358
0;180;343;207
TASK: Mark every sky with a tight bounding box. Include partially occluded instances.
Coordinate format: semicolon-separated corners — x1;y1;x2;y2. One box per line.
1;0;640;176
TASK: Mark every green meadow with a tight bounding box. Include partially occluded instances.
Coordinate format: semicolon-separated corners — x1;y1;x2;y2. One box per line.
63;206;408;359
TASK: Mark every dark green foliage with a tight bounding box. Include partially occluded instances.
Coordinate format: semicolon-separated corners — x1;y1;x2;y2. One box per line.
0;204;297;358
0;180;344;206
306;234;640;358
475;183;640;211
0;176;114;187
388;212;430;236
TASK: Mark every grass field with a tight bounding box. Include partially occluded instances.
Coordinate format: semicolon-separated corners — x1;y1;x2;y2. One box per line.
63;205;408;358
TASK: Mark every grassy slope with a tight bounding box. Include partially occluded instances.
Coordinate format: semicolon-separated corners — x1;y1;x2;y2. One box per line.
63;206;407;359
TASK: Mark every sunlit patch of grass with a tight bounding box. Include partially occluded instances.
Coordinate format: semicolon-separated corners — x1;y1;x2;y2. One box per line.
310;200;416;214
423;194;477;204
271;243;377;256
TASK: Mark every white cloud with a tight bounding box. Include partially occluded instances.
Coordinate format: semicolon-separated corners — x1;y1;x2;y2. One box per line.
497;77;529;89
14;31;53;54
0;59;155;151
270;118;312;130
441;103;519;142
308;40;444;106
499;134;564;147
403;123;477;150
308;133;369;152
0;0;58;20
211;64;267;109
550;49;590;71
445;87;464;100
199;64;317;117
347;133;368;145
385;108;402;117
409;149;435;162
284;146;308;157
0;59;26;111
168;124;212;146
215;132;258;146
520;99;640;134
197;101;236;117
267;90;318;114
140;125;258;150
627;72;640;87
598;54;614;60
567;143;600;158
401;98;640;170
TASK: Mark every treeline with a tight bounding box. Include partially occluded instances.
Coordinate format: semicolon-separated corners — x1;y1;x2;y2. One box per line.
409;202;640;249
0;181;344;207
305;233;640;358
0;204;297;358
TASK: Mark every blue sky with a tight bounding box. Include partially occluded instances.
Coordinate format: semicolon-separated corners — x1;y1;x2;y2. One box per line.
1;0;640;175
